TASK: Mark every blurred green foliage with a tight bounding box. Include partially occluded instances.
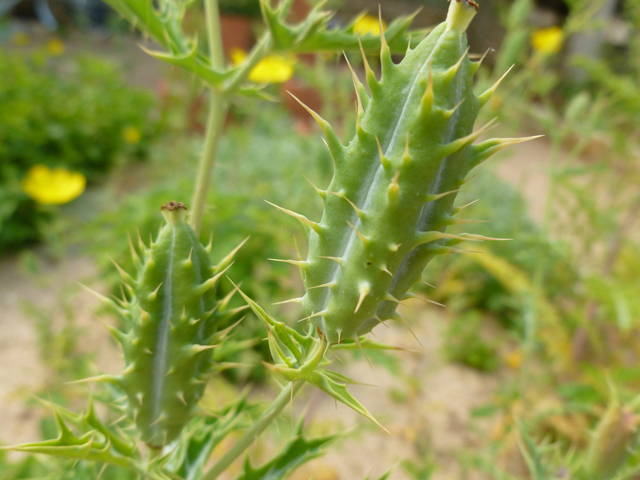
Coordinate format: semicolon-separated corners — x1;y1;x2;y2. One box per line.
0;48;162;250
413;0;640;477
427;169;577;331
443;310;501;372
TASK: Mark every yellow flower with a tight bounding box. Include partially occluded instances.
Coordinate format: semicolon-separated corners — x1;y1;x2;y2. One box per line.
504;350;523;370
123;126;142;144
353;14;387;36
12;31;30;46
47;38;65;56
531;26;564;55
230;48;295;84
22;165;86;205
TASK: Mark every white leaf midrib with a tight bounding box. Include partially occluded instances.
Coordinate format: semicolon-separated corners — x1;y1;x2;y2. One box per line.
151;228;175;431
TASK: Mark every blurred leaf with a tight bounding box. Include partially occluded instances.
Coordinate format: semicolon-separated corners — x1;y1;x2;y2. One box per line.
557;383;601;407
471;404;502;418
584;275;640;332
0;49;161;250
517;421;548;480
365;468;395;480
443;311;500;372
262;0;423;54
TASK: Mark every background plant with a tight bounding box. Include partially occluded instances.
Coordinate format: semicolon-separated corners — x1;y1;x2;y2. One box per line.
412;0;640;477
0;47;162;250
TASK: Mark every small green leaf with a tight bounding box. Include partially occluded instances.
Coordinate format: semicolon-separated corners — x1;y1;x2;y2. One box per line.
262;0;422;54
233;419;338;480
1;402;145;475
140;40;232;90
321;370;373;386
3;432;135;471
167;395;254;480
235;85;279;102
267;326;298;368
229;280;315;353
307;370;387;432
331;337;408;352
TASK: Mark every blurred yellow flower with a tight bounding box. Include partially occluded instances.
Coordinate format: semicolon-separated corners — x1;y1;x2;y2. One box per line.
353;14;387;36
123;126;142;144
531;26;564;55
504;350;523;370
47;38;65;56
22;165;86;205
12;31;30;46
230;48;295;84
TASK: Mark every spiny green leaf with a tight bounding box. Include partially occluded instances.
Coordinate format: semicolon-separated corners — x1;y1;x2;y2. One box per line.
166;394;254;480
140;40;233;89
101;0;188;51
102;0;231;89
321;369;374;386
233;418;338;480
267;325;298;368
307;370;387;432
2;432;136;471
229;279;315;352
1;403;142;472
262;0;423;54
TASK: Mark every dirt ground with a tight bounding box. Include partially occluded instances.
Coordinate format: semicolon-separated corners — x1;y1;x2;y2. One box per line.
0;23;554;479
0;253;503;479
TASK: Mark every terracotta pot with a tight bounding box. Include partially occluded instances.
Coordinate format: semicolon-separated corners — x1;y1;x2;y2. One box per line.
281;77;323;123
289;0;311;21
219;14;254;58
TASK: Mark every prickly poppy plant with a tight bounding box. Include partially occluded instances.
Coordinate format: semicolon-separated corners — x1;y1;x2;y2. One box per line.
102;202;245;447
4;1;538;479
272;0;535;345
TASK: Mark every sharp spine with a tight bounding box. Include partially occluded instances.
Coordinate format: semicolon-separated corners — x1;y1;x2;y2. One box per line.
347;221;370;247
477;65;514;106
268;258;310;269
354;284;371;313
375;136;391;169
265;200;323;234
272;297;304;305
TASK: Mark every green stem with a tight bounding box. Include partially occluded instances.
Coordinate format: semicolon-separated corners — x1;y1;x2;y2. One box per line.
189;0;298;232
445;0;478;33
204;0;224;68
189;0;226;235
202;381;301;480
189;97;228;235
